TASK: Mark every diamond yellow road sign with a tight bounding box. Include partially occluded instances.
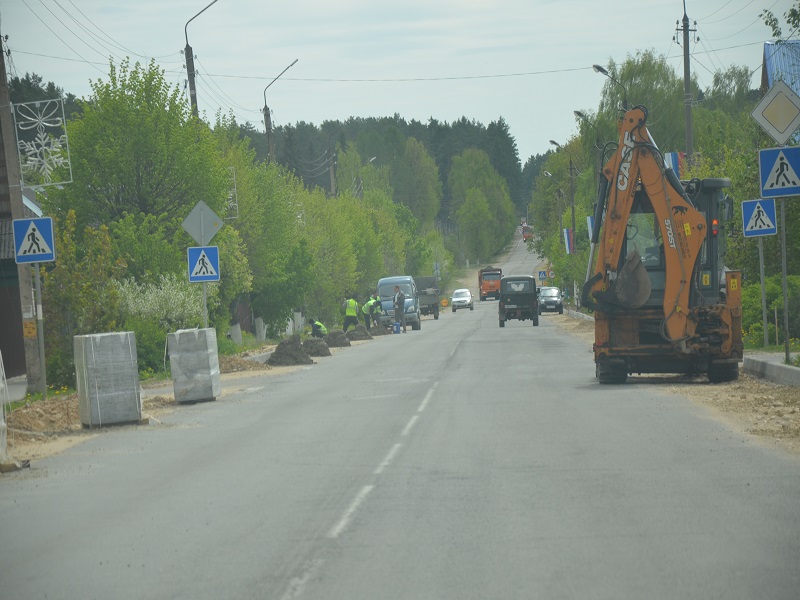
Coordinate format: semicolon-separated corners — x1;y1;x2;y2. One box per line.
751;81;800;146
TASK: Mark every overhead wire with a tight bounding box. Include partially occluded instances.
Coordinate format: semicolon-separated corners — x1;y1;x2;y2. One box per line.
20;0;106;75
64;0;180;61
32;0;121;63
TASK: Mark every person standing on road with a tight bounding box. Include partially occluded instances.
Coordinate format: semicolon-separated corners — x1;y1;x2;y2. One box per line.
393;285;407;333
361;293;374;332
342;293;360;333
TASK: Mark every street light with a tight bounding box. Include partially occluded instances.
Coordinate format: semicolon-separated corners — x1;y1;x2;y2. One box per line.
184;0;220;118
263;58;299;163
550;140;579;307
549;140;576;257
592;64;628;110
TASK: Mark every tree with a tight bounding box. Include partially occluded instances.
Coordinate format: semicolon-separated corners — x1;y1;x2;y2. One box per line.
42;211;125;386
390;137;442;232
49;59;229;234
449;148;516;260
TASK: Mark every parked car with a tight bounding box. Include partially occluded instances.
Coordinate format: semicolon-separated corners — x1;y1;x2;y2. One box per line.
450;288;474;312
499;275;539;327
538;286;563;314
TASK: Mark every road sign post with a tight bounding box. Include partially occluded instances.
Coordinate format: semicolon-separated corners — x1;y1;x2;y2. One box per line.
183;203;223;329
742;199;778;348
13;217;56;401
752;81;799;362
188;246;220;329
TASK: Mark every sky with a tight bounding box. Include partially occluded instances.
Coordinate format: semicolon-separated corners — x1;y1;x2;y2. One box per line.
0;0;787;162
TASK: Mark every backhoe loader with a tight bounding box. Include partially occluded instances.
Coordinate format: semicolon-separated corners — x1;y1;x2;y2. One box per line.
581;106;742;384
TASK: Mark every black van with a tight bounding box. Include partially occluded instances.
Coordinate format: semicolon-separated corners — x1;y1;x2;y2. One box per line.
498;275;539;327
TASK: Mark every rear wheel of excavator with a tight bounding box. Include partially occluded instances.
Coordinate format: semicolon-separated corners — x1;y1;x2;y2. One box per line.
596;359;627;384
707;359;739;384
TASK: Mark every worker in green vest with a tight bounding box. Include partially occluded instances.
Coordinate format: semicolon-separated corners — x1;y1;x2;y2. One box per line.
311;318;328;338
342;293;360;333
361;294;374;332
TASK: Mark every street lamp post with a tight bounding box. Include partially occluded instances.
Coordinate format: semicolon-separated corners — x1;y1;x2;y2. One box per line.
592;64;628;111
549;140;576;258
263;59;298;163
184;0;220;118
550;140;578;307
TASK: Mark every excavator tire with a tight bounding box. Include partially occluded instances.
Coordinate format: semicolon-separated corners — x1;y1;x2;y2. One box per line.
707;360;739;384
596;359;627;384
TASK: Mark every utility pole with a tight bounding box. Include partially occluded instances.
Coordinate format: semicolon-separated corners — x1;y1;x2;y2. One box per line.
184;0;219;118
184;42;198;118
0;33;40;392
676;1;696;164
328;146;337;197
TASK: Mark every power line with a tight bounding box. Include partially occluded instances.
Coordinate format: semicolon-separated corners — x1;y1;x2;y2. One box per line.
20;0;105;74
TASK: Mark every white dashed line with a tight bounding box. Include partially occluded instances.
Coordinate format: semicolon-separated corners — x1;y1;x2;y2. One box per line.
374;443;403;475
328;485;374;539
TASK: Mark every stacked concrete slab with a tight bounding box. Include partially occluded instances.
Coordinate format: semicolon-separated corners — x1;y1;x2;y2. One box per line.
74;332;141;427
168;328;221;403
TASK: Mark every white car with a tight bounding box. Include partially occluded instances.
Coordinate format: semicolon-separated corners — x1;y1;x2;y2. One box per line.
450;288;474;312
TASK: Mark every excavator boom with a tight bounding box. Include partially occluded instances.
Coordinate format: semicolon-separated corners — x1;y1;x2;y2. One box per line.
585;107;706;348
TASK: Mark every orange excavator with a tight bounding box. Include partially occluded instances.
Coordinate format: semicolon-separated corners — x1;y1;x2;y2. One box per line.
581;106;742;383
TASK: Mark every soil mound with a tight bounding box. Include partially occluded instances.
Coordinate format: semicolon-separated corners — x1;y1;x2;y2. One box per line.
370;324;390;336
267;334;314;366
325;331;351;347
303;338;331;357
346;324;373;341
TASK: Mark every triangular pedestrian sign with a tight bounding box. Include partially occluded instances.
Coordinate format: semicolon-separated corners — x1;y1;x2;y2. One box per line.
191;250;218;277
765;150;800;190
745;201;776;232
18;221;53;256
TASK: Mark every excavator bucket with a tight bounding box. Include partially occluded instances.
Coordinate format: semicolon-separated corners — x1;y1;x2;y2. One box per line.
595;249;651;310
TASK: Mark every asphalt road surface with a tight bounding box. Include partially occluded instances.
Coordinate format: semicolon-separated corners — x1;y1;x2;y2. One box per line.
2;238;799;599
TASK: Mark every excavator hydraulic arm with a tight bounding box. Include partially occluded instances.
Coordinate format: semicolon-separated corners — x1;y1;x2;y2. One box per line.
583;107;707;351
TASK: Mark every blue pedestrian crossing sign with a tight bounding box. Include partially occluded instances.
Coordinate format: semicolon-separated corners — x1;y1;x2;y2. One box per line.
538;271;547;280
759;147;800;198
188;246;220;282
13;217;55;263
741;199;777;238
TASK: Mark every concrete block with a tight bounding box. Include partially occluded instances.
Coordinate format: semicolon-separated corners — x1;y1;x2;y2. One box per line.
74;332;141;427
168;328;221;403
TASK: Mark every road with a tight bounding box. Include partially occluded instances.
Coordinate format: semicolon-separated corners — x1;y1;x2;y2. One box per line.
1;238;799;600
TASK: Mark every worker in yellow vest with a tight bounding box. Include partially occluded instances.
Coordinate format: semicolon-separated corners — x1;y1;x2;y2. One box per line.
361;294;374;332
342;293;360;333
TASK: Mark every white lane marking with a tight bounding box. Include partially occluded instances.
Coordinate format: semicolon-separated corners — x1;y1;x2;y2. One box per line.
417;387;434;413
374;443;403;475
402;415;419;437
279;558;325;600
328;485;374;539
450;341;460;358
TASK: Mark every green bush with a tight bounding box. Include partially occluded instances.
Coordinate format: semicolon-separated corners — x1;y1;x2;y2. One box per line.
741;275;800;342
126;316;168;375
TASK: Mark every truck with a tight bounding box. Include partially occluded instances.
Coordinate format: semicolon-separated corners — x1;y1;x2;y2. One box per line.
581;105;742;384
478;266;502;301
414;276;440;319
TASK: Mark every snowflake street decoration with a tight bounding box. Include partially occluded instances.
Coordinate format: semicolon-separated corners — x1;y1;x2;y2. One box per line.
13;98;73;188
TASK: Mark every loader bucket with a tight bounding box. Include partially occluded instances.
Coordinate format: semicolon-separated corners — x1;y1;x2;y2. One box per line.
595;249;651;310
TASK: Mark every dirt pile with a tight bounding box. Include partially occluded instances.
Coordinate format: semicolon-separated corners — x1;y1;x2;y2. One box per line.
303;338;331;357
346;324;373;341
325;331;351;347
266;334;314;366
219;355;271;372
370;324;390;336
